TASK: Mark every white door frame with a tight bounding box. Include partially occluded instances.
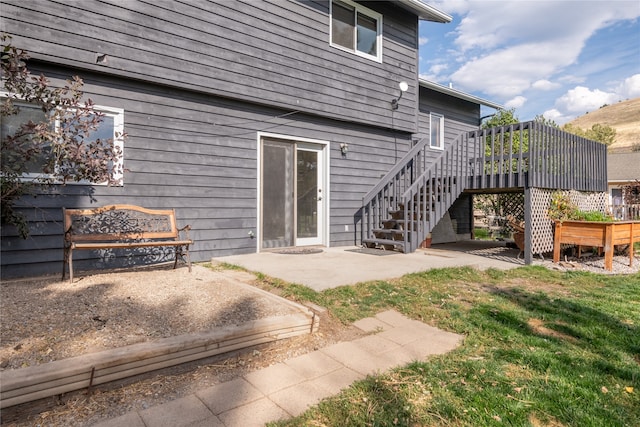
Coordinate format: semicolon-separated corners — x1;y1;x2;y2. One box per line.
256;132;330;252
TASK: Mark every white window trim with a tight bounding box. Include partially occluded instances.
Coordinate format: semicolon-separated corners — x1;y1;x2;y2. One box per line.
1;92;124;186
429;113;445;150
329;0;383;63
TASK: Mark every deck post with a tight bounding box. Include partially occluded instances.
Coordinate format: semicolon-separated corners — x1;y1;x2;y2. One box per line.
524;187;533;265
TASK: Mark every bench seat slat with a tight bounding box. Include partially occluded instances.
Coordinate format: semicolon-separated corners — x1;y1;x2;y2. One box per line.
72;240;193;250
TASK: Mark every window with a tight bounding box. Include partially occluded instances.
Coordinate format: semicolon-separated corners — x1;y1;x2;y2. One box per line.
0;101;50;174
1;95;124;185
331;0;382;61
430;113;444;150
84;106;125;185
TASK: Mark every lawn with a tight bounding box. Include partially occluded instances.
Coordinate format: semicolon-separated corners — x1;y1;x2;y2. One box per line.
263;266;639;426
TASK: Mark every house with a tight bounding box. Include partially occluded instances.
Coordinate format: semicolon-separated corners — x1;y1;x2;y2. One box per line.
0;0;607;279
607;152;640;219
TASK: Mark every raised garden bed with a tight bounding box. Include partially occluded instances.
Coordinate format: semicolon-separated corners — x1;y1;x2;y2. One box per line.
553;220;640;271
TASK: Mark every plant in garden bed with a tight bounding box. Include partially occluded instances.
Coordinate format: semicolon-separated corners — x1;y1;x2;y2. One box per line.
548;191;613;222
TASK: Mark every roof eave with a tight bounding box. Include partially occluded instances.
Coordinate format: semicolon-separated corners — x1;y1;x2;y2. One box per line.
396;0;452;23
419;79;504;110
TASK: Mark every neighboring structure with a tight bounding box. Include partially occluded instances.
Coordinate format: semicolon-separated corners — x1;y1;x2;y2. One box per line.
607;152;640;219
607;152;640;205
0;0;606;278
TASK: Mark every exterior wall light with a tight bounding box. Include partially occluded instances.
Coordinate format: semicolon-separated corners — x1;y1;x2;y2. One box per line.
391;81;409;110
340;143;349;156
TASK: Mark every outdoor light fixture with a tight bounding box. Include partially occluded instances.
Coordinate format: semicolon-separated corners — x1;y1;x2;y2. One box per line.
391;81;409;110
340;143;349;156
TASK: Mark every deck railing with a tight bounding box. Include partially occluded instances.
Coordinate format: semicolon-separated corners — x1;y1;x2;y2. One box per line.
361;121;608;252
609;204;640;220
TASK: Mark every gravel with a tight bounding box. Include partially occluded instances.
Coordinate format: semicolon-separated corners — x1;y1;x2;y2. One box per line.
533;252;640;275
0;265;300;371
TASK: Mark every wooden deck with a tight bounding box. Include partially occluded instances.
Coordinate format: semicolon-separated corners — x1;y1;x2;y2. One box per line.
362;122;607;255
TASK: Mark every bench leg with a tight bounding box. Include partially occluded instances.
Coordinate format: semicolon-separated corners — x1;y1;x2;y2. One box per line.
174;245;192;272
69;249;74;283
62;247;68;280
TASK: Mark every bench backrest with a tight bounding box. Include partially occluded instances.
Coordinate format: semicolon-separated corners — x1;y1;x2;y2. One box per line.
64;205;179;242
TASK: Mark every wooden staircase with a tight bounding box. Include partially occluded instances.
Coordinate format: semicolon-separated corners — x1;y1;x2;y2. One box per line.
362;129;469;252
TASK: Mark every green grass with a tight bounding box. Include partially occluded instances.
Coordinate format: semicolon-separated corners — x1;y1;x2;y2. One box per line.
474;227;491;240
260;267;640;427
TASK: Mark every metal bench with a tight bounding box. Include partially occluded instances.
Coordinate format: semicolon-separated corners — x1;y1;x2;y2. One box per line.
63;204;192;281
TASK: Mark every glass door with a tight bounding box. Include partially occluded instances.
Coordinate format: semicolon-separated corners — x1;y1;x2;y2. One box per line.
260;139;325;249
295;144;324;246
261;140;294;249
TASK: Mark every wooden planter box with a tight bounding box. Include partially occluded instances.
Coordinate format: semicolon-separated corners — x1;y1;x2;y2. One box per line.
553;220;640;271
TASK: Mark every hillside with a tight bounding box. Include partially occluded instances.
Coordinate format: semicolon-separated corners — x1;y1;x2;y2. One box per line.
566;97;640;152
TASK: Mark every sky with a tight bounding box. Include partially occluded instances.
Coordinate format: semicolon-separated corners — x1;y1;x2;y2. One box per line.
418;0;640;124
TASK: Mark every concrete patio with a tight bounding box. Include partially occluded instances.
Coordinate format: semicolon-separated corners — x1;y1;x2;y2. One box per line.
212;241;523;291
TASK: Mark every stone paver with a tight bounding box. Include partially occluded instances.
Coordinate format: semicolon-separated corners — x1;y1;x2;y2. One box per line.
183;415;225;427
284;350;343;380
92;411;147;427
375;309;414;327
352;316;392;332
309;366;364;395
351;334;401;355
320;341;399;376
268;382;331;417
377;326;424;345
218;397;289;427
92;310;463;427
139;395;213;427
196;377;264;415
244;362;305;395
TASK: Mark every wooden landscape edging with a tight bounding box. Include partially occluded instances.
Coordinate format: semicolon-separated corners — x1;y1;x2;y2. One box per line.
0;312;318;409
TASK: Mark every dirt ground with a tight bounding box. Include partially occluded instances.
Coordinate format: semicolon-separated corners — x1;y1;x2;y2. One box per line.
0;265;364;426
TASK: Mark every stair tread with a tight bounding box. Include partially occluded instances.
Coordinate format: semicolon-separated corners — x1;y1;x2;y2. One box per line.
373;228;404;234
362;238;405;246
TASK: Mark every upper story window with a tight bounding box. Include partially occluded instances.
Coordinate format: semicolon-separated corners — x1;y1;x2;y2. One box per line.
1;96;124;185
430;113;444;150
330;0;382;62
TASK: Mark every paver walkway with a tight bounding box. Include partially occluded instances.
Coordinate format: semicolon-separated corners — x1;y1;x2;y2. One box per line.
93;310;462;427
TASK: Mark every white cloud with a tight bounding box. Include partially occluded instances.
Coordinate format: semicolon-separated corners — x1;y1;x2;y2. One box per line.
616;74;640;99
430;63;449;75
505;96;527;109
450;40;574;97
548;74;640;123
542;108;572;124
558;75;587;85
419;37;429;46
437;1;640;99
554;86;619;115
419;62;450;83
532;80;561;91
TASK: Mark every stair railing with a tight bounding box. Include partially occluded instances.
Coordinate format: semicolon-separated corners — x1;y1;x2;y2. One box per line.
361;137;430;247
401;131;474;252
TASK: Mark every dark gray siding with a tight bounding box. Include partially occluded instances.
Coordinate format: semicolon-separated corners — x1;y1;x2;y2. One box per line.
1;64;411;278
416;86;480;163
0;0;420;132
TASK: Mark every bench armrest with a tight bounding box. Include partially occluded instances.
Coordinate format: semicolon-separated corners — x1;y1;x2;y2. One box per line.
178;224;192;241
